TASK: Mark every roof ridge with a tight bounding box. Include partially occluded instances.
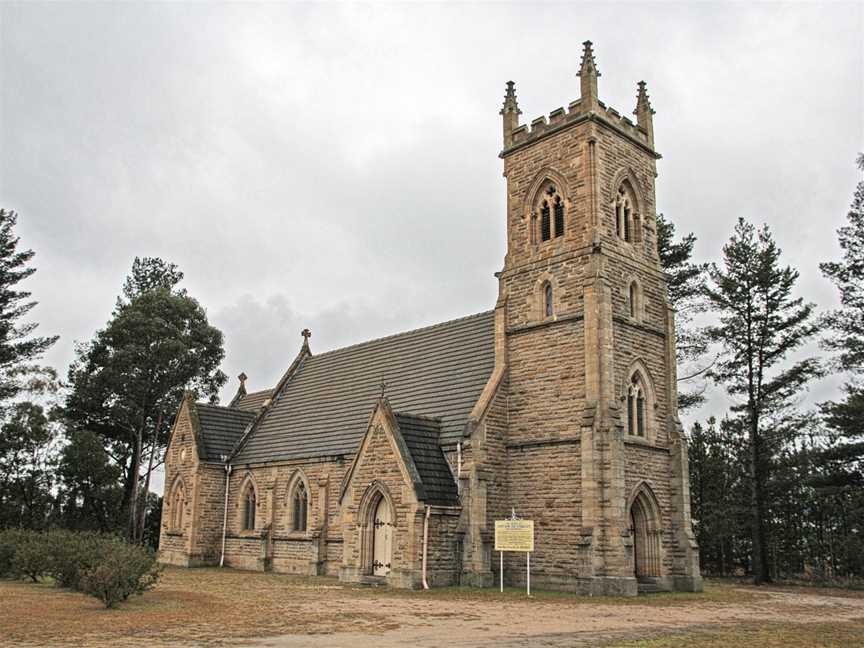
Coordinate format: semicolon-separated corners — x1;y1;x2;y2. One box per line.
197;402;257;416
238;388;274;398
312;310;493;360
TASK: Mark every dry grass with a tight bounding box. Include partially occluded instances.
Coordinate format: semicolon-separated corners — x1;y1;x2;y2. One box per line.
2;568;863;647
0;568;396;647
610;619;864;648
347;577;766;607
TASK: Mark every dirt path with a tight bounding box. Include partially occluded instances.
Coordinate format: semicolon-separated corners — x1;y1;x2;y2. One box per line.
252;588;864;648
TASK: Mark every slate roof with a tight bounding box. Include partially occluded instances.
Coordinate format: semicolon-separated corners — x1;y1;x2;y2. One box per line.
395;413;459;506
233;389;274;412
233;310;495;464
196;404;256;462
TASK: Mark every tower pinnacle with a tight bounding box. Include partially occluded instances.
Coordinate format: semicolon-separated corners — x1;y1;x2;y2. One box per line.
500;80;522;148
634;81;655;147
577;40;600;106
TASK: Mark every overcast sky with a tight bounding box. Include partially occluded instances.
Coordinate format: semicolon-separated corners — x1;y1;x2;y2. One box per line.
1;2;862;436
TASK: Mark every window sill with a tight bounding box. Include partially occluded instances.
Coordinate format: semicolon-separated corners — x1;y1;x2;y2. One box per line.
624;436;668;452
237;530;263;539
273;531;311;542
165;530;184;537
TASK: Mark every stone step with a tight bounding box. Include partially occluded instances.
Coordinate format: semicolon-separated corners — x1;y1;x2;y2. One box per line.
637;583;665;594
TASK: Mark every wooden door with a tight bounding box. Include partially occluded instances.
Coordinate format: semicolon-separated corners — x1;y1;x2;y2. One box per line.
372;498;392;576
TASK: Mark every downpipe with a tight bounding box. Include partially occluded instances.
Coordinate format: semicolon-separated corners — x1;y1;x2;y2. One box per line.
219;462;232;567
421;505;431;590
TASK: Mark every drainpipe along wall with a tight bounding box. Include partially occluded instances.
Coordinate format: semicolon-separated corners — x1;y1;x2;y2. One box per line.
421;505;431;589
219;463;232;567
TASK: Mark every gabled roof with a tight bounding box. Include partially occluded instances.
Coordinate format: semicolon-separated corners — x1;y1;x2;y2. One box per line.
233;389;274;412
195;404;256;462
233;310;495;464
394;413;459;506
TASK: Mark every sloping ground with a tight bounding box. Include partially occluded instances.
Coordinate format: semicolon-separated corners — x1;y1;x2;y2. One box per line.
1;568;863;648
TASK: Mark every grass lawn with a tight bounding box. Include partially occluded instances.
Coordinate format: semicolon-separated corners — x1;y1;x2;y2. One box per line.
2;568;863;647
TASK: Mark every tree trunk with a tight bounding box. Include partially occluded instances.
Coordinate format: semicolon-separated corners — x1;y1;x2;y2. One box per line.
134;413;162;543
749;424;771;584
126;428;143;542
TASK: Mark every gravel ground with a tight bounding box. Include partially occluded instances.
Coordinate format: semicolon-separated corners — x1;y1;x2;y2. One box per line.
3;568;863;648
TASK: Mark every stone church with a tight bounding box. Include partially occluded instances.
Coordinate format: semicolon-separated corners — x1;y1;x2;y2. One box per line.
159;42;702;596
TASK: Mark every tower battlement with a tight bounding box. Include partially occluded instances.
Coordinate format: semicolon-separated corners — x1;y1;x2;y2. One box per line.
502;41;657;156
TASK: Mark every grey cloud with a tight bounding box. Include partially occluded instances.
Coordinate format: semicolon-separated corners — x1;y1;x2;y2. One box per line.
0;2;861;428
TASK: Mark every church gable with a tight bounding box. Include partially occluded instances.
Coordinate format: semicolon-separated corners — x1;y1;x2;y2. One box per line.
340;399;426;507
339;399;461;587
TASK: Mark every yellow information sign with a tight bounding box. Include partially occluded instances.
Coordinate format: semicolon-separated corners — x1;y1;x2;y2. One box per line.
494;519;534;552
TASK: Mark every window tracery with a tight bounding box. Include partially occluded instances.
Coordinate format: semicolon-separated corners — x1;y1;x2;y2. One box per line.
536;183;565;242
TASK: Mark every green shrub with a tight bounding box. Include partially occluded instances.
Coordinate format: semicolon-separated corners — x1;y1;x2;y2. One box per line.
0;529;32;577
46;529;111;591
80;541;162;608
12;532;50;582
2;528;161;608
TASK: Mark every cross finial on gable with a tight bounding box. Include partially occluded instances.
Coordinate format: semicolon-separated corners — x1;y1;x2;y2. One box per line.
301;328;311;341
379;377;388;399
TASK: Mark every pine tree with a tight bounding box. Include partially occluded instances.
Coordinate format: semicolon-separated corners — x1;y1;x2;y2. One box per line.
814;155;864;575
820;154;864;371
0;209;57;406
704;218;822;584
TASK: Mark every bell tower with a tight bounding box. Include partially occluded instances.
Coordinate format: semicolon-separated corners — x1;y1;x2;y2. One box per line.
491;41;702;595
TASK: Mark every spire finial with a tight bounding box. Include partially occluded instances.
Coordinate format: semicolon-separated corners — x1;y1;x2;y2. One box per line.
500;80;522;149
635;81;654;115
500;80;521;116
578;40;600;78
578;40;600;106
634;80;655;147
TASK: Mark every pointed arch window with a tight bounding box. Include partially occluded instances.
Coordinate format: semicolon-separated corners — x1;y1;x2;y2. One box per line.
536;183;565;243
627;373;647;437
243;484;257;531
292;481;308;532
615;184;638;243
544;282;554;318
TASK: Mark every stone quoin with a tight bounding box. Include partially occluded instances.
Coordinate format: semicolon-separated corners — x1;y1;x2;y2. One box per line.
159;41;703;595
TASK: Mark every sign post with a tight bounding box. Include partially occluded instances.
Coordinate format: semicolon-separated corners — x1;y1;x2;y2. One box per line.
494;510;534;597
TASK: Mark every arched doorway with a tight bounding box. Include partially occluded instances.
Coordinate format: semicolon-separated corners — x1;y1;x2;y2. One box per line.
371;496;392;577
630;488;661;579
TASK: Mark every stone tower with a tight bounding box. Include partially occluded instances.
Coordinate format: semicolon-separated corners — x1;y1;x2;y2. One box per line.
492;41;702;594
